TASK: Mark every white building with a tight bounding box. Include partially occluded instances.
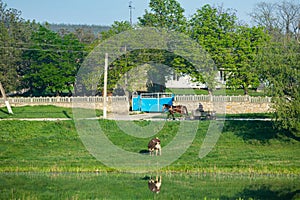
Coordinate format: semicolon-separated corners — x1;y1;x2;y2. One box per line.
165;71;225;89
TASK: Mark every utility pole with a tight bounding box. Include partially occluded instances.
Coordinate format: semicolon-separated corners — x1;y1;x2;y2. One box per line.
103;53;108;119
129;1;134;26
0;82;13;114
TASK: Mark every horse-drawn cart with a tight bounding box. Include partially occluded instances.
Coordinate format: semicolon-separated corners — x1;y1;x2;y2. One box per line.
190;103;216;120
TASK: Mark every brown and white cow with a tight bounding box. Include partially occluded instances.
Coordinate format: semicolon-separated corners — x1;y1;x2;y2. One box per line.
148;176;162;193
148;137;161;156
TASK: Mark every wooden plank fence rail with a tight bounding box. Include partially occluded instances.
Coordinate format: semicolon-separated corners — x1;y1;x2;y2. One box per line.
174;95;272;103
0;96;128;104
0;95;272;114
0;95;271;104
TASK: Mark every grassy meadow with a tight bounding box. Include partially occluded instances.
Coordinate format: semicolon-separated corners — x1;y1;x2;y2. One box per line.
0;105;102;119
0;106;299;175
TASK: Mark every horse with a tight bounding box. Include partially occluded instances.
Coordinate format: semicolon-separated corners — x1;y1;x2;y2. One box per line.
148;137;161;156
163;104;189;120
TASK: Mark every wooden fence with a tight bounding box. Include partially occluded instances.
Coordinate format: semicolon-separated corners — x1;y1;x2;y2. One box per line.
0;95;272;114
0;96;128;104
0;95;271;104
174;95;272;103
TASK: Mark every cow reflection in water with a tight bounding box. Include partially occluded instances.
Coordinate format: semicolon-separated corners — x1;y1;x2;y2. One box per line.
148;176;162;193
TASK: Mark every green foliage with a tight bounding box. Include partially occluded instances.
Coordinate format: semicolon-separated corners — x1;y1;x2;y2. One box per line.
22;25;86;96
0;0;295;108
94;46;199;94
257;41;300;136
0;1;33;92
101;21;132;40
189;5;269;94
226;26;269;94
189;5;237;70
138;0;187;32
249;1;300;137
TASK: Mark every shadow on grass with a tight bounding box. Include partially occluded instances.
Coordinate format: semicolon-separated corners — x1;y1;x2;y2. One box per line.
223;121;279;144
227;185;300;200
139;149;149;155
0;108;9;115
63;110;72;118
283;130;300;142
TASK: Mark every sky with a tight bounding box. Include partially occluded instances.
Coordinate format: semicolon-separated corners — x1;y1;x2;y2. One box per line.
3;0;281;26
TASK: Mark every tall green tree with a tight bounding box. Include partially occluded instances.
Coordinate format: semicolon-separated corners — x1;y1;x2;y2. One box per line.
189;5;237;93
138;0;187;32
257;41;299;137
22;26;85;96
227;26;269;94
0;0;32;93
189;4;269;94
251;1;300;137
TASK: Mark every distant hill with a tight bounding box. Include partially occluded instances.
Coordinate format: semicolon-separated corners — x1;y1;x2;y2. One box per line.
48;23;110;35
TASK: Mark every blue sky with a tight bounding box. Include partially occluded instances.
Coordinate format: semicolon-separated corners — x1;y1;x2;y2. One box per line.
4;0;280;26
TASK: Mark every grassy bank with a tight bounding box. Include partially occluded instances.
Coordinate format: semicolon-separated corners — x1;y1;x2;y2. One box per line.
0;105;102;119
0;118;299;175
0;105;273;120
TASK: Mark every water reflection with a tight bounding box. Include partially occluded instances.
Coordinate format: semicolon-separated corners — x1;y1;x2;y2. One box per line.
0;172;299;199
147;175;162;193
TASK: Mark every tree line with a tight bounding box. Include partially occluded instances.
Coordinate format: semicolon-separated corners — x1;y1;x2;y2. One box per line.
0;0;299;135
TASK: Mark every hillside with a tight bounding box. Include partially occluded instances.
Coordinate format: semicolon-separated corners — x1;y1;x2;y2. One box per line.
48;23;110;35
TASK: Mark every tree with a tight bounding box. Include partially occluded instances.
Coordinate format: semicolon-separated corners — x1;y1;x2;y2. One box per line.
227;26;269;94
188;5;236;94
189;4;237;68
189;4;269;95
22;25;85;96
138;0;187;32
101;21;132;40
0;0;32;93
138;0;216;93
257;41;299;137
251;1;300;137
250;2;280;33
99;21;181;95
277;0;300;43
250;1;300;43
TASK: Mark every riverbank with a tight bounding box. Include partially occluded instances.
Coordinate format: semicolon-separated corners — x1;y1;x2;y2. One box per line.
1;172;298;199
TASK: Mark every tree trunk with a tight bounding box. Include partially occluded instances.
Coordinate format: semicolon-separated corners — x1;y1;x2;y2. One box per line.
208;87;213;96
0;82;13;114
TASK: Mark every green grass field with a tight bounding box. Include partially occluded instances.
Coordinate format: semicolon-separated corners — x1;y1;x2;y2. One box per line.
0;105;102;119
0;105;272;120
0;106;299;175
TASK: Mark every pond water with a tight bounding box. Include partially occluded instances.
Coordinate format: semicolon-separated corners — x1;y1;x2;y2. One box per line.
0;172;299;199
